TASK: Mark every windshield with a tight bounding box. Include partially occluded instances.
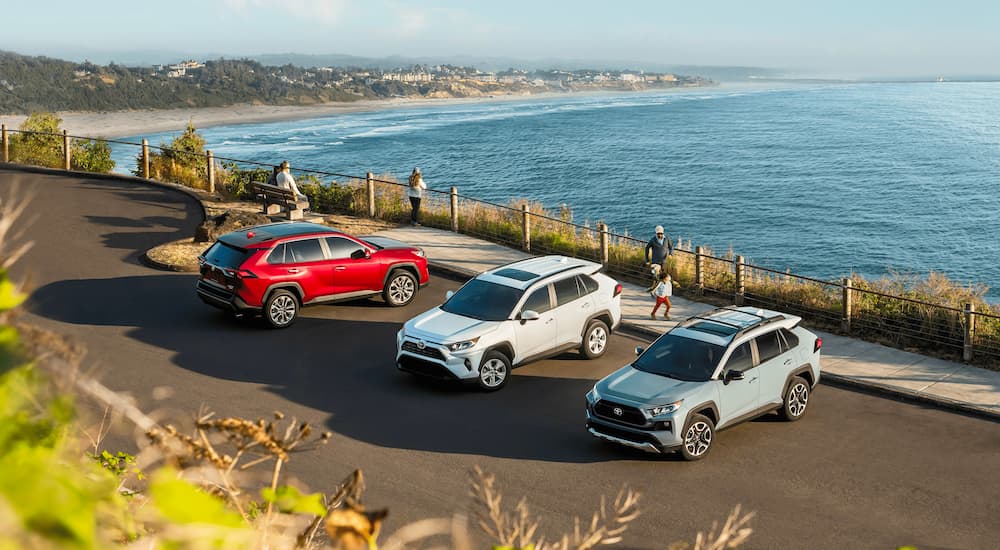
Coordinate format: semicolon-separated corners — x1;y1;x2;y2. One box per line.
633;333;725;382
441;279;523;321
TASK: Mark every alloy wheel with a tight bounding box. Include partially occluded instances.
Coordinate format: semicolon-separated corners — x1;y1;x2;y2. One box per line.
480;358;507;388
269;295;296;326
684;421;712;457
787;382;809;417
588;325;608;355
388;274;415;304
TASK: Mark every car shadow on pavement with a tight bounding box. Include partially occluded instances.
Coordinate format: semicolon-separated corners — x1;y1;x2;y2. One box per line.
27;274;652;464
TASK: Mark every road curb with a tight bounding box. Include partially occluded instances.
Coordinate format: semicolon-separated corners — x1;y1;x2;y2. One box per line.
140;250;192;273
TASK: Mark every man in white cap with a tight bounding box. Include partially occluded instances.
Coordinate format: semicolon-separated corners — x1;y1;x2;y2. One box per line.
644;224;673;282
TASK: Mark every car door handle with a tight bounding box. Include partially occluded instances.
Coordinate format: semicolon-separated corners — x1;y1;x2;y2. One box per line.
334;266;346;271
749;377;758;383
287;268;300;273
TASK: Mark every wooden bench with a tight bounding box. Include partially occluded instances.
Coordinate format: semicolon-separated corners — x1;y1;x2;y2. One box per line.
250;182;310;221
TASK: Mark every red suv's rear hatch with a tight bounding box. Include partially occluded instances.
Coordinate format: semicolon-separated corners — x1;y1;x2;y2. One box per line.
199;241;253;288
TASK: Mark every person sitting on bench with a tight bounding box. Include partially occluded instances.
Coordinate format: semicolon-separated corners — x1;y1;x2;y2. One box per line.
275;161;306;201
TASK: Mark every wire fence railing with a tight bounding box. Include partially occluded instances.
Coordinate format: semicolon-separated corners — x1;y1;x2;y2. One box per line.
2;125;998;367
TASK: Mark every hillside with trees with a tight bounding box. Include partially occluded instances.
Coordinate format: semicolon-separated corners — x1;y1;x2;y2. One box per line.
0;50;712;114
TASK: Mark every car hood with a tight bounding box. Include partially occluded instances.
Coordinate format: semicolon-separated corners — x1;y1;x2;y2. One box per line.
404;307;499;343
363;236;414;250
598;365;703;403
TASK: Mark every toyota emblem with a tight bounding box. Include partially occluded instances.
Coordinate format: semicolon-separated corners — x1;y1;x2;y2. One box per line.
613;407;623;416
416;340;426;350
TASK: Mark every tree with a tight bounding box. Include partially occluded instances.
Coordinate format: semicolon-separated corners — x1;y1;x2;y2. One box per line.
9;112;63;168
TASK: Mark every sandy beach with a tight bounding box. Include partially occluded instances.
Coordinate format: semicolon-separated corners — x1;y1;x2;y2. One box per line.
0;93;571;139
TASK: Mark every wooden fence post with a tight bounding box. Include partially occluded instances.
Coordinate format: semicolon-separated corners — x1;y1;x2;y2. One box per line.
735;255;745;306
206;150;215;194
141;139;150;179
450;186;459;232
695;246;704;292
842;278;853;333
963;303;975;362
1;124;7;163
63;130;70;170
599;222;609;265
366;172;375;217
521;203;531;252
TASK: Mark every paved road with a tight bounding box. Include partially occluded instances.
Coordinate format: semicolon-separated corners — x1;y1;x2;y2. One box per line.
4;169;1000;549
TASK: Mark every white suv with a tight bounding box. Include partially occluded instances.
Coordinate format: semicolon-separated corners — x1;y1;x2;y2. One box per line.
396;256;623;391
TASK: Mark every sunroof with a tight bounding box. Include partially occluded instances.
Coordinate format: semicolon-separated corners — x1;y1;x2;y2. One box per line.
687;321;739;338
493;268;540;282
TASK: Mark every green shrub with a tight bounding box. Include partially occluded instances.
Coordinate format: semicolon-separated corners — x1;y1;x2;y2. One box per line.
9;112;63;168
133;122;208;189
71;138;115;173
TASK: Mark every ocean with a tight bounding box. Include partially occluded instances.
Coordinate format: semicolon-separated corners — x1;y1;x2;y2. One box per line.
112;82;1000;300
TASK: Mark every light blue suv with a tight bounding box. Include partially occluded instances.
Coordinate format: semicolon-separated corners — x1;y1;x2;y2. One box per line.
586;306;822;460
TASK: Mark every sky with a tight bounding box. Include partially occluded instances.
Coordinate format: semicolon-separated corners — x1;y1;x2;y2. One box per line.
3;0;999;78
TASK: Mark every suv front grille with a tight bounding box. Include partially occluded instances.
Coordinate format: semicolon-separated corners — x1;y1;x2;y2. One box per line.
401;340;446;361
594;400;647;427
398;356;457;380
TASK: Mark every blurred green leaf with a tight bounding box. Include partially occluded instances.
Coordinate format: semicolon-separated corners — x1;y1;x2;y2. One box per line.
149;469;245;527
261;485;326;516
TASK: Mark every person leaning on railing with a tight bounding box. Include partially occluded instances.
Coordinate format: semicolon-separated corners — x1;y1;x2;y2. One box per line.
644;224;673;287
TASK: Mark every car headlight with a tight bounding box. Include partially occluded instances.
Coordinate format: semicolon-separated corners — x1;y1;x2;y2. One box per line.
447;337;479;352
414;248;425;257
586;386;601;403
645;400;683;418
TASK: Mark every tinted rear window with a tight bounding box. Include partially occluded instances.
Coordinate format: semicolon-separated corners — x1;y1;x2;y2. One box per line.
285;239;325;263
204;242;251;269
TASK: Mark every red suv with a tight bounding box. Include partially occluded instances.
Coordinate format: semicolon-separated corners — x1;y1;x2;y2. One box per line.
197;222;430;328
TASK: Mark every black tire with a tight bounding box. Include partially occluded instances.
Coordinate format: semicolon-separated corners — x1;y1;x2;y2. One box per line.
383;269;418;307
477;350;511;392
264;289;298;329
779;375;810;421
679;413;715;461
580;319;610;359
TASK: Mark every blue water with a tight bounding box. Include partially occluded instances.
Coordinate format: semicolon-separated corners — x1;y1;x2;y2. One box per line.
112;82;1000;299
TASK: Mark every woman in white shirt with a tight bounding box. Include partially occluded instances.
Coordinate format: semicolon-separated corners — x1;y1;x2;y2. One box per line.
407;167;427;225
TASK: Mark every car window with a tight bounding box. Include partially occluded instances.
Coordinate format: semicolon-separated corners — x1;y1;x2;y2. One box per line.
553;276;581;306
285;238;325;263
578;274;599;294
755;331;783;363
204;241;251;269
632;333;724;382
723;342;754;373
780;328;799;351
326;236;364;260
441;279;524;321
522;286;552;314
267;243;287;265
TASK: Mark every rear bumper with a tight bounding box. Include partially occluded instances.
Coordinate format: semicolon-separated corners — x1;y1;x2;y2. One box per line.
196;280;259;314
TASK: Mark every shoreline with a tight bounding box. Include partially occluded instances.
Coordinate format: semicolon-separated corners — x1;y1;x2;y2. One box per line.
0;89;667;140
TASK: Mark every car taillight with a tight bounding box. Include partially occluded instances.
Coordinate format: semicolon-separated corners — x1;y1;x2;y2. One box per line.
814;337;823;352
236;269;257;279
613;283;623;297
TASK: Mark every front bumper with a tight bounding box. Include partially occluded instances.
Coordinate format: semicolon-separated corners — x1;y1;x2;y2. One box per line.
395;335;485;382
585;400;682;453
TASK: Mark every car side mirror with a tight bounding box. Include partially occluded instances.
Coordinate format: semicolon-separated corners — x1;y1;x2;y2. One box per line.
521;310;540;322
445;290;454;300
634;346;645;356
351;249;369;260
724;370;745;384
